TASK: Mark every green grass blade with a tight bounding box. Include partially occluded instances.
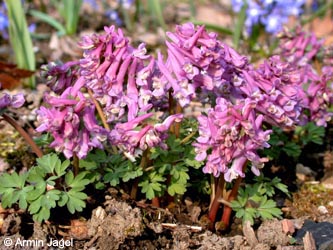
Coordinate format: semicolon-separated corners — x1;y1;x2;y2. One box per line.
5;0;36;88
63;0;82;35
148;0;166;30
233;1;247;49
29;9;66;35
191;20;233;35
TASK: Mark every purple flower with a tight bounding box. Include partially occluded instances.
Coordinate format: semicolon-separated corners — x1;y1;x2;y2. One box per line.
110;113;183;160
278;28;333;126
36;85;107;159
158;23;248;108
278;27;324;65
239;56;305;128
0;92;25;111
194;97;271;182
40;61;80;94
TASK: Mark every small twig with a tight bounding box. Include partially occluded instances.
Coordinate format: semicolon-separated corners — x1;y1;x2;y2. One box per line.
161;223;202;232
87;89;110;131
218;198;232;207
1;113;43;158
87;88;118;154
180;130;197;145
84;226;103;250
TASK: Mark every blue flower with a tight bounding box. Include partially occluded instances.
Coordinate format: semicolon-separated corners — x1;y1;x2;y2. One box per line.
232;0;306;34
105;9;122;26
0;3;9;39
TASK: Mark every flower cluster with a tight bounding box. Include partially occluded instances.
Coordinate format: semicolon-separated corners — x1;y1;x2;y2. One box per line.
278;26;324;65
278;28;333;126
36;80;107;159
239;55;305;128
158;22;248;107
37;22;333;182
194;97;271;181
232;0;306;34
37;25;184;160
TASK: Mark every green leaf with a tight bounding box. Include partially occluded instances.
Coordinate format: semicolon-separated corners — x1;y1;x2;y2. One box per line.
79;159;97;170
235;208;245;218
259;197;277;209
36;153;61;174
1;189;15;208
258;209;274;220
55;159;70;176
139;180;163;200
66;190;87;214
184;157;203;169
275;183;290;196
168;183;186;196
67;171;90;190
18;186;34;209
122;168;143;182
27;185;46;201
243;208;256;225
58;192;69;207
283;142;301;159
149;147;162;160
65;171;74;186
0;172;23;189
230;200;243;209
27;167;46;183
33;207;50;222
41;190;61;209
104;171;121;186
28;196;43;214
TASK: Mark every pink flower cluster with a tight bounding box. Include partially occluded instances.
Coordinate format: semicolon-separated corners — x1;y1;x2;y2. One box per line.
239;56;305;128
158;23;248;106
194;98;271;181
36;80;107;159
278;27;333;126
37;23;333;182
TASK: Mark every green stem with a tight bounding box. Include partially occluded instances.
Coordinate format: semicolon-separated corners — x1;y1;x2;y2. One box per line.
2;114;43;158
73;154;79;176
130;149;149;200
174;103;182;138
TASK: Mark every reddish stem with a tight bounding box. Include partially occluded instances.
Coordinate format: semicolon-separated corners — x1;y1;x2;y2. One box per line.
208;176;225;230
2;113;43;158
220;176;243;230
151;197;160;207
220;158;248;230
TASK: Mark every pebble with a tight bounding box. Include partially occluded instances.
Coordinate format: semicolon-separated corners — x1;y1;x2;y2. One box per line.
318;205;329;214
